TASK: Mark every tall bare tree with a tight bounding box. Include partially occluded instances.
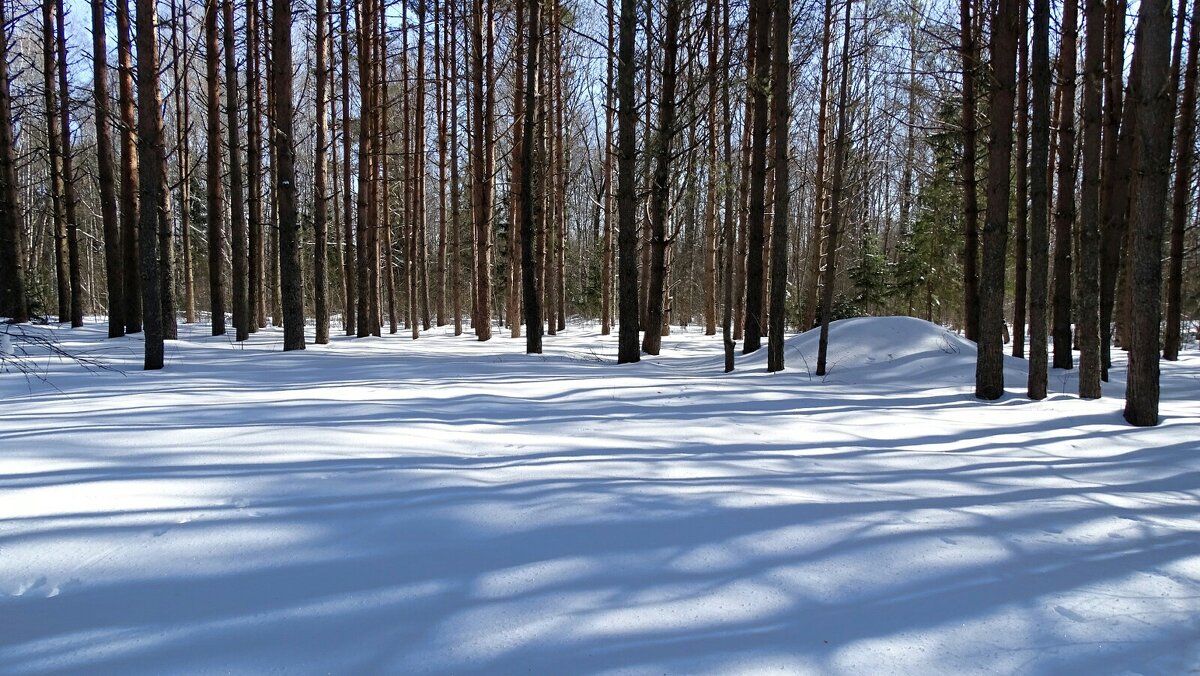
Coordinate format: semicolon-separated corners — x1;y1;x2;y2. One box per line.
135;0;167;368
616;0;640;363
205;0;226;336
0;0;27;323
1027;0;1052;399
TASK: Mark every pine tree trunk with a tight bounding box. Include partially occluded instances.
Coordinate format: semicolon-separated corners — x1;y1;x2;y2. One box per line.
615;0;639;363
0;0;27;323
766;0;790;372
312;0;330;344
816;0;853;377
42;0;69;324
1076;0;1105;396
117;0;141;333
170;0;196;326
1098;0;1128;378
521;0;544;353
247;0;266;330
1027;0;1053;399
960;0;980;341
135;0;166;369
641;0;683;356
1123;0;1175;426
1163;0;1199;361
338;0;355;335
272;0;304;350
1012;1;1029;357
742;0;771;354
205;0;226;336
1052;0;1079;369
975;0;1019;399
93;0;123;335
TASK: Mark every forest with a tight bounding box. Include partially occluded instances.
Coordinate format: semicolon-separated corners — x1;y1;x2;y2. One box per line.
0;0;1196;423
0;0;1199;671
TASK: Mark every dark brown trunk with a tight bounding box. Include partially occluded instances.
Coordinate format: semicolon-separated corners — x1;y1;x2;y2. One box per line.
272;0;304;350
1027;0;1052;399
960;0;980;341
1164;0;1199;360
135;0;166;369
1052;0;1078;369
313;0;330;344
0;0;27;323
94;0;122;335
766;0;790;372
975;0;1019;399
1123;0;1175;426
1076;0;1104;396
205;0;226;335
615;0;639;363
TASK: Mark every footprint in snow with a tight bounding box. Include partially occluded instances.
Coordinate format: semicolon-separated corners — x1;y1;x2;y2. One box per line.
10;576;47;597
1054;605;1087;622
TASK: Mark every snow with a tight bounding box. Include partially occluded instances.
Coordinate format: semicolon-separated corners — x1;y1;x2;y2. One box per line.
1;316;1198;674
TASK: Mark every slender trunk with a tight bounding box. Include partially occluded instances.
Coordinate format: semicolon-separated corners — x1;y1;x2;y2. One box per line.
960;0;980;340
313;0;330;343
1012;0;1029;357
450;0;463;336
247;0;265;329
1164;0;1199;360
272;0;304;350
339;0;355;335
1027;0;1052;399
1098;0;1127;377
1052;0;1078;369
521;0;544;353
222;0;248;342
803;0;834;331
135;0;166;369
171;0;196;326
470;0;495;340
43;0;69;323
205;0;226;335
766;0;791;371
53;0;82;327
615;0;639;362
117;0;141;333
1076;0;1104;396
816;0;853;377
743;0;771;353
0;0;27;323
641;0;683;356
437;0;449;328
94;0;122;335
975;0;1019;399
601;0;615;335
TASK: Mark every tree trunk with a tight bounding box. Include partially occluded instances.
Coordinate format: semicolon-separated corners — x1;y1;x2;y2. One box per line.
766;0;790;372
272;0;304;350
1123;0;1175;426
1052;0;1078;369
975;0;1018;400
42;0;69;324
247;0;266;330
1027;0;1052;399
742;0;771;354
312;0;330;344
1076;0;1104;396
615;0;639;363
135;0;166;369
470;0;495;340
1098;0;1127;378
641;0;683;356
521;0;544;353
960;0;980;341
205;0;226;336
93;0;122;335
816;0;853;377
0;0;27;323
222;0;248;342
1012;0;1029;357
1163;0;1199;360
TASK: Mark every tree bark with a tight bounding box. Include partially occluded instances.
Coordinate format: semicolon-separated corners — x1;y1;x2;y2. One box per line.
641;0;683;356
1123;0;1175;426
93;0;122;335
135;0;166;369
313;0;330;344
1163;0;1199;360
1027;0;1052;399
1076;0;1104;396
615;0;639;363
272;0;304;350
205;0;226;336
960;0;980;341
0;0;28;323
1012;0;1029;357
766;0;790;372
742;0;771;354
521;0;544;353
117;0;141;333
1052;0;1078;369
975;0;1019;399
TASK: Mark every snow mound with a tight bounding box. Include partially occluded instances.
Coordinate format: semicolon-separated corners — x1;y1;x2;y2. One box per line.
762;316;982;386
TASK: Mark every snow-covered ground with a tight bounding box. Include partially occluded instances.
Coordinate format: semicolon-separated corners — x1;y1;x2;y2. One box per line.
1;316;1197;675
